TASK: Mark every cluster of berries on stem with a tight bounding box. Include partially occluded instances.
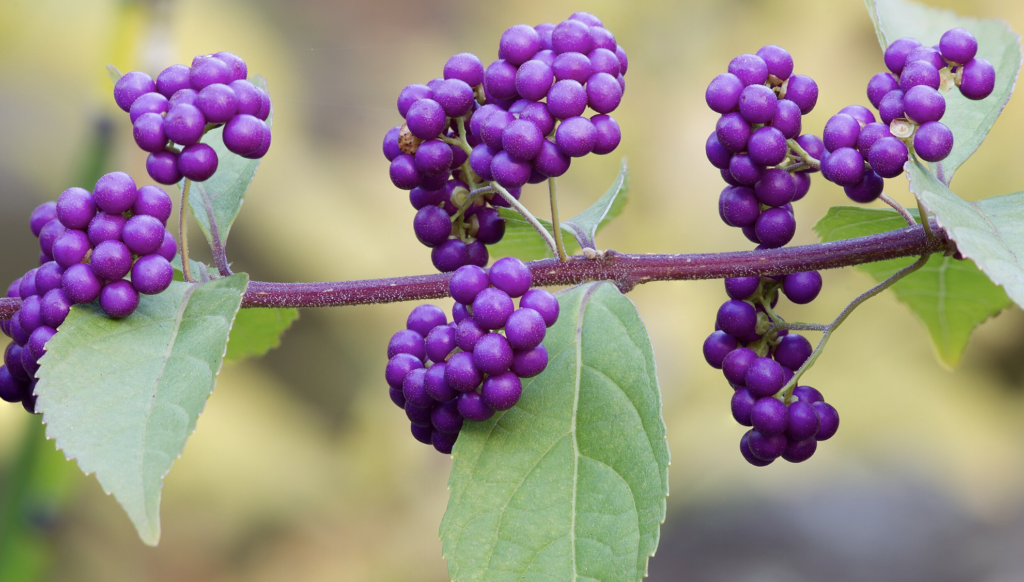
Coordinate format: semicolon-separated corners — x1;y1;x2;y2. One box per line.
384;257;559;453
114;51;272;185
384;11;626;272
1;173;177;412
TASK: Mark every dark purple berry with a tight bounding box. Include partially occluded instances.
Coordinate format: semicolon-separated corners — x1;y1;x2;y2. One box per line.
774;334;812;370
519;288;558;327
489;257;531;298
56;187;97;230
511;344;548;378
705;73;744;114
745;357;785;398
425;325;457;363
770;99;802;139
738;84;777;124
40;288;72;328
147;151;183;185
754;168;795;207
403;367;433;408
868;136;909;178
884;37;923;74
940;28;978;64
845;171;884;204
754;208;796;249
813;401;840;440
728;54;768;86
783;74;818;114
751;397;788;436
903;85;946;123
793;385;823;404
490;151;532;188
425;363;458;403
715;112;751;153
99;280;139;319
178;143;219;181
718;186;760;228
456;318;486;352
704;330;738;369
38;220;67;258
748;429;787;461
747;127;787;167
723;347;758;386
867;72;901;109
481;371;522;411
959;58;995;100
900;60;941;92
823;114;861;152
62;263;102;304
740;431;773;466
130;255;173;295
432;431;458;454
782;271;822;304
406;401;432;427
445;351;483;392
785;400;821;441
156;64;191;98
716;300;757;340
386;353;423;389
431;399;464;433
388;328;426;361
822;147;865;188
782;438;817;463
472;333;514;375
35;262;64;296
914;121;954;162
457;391;494;422
113;71;155;111
504;308;546;351
27;325;56;361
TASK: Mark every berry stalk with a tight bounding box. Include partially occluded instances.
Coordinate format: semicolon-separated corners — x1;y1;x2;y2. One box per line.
179;179;193;283
548;178;569;262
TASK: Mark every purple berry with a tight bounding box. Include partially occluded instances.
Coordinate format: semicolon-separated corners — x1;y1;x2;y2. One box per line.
724;277;760;301
504;308;546;351
157;231;177;262
178;143;219;181
754;168;795;207
445;351;483;392
164;103;207;146
715;112;752;153
19;269;38;300
845;171;884;203
35;262;63;296
388;328;426;360
586;72;622;114
813;401;840;440
434;78;476;117
390;155;421;190
489;257;532;298
754;208;796;249
738;84;777;124
230;80;263;116
774;334;812;370
406;402;432;427
403;367;433;408
87;212;125;246
484;60;519;101
499;25;542;66
551;19;593;55
704;330;739;369
18;296;42;333
131;255;174;295
156;64;191;98
940;28;978;64
62;263;102;304
29;202;57;238
431;399;463;433
745;357;785;398
511;344;548;378
444;53;485;87
472;287;514;330
884;37;923;74
406;305;446;337
386;353;423;389
756;45;794;80
431;239;470;272
822;147;865;188
519;288;559;327
425;363;459;403
129;92;169;123
783;74;818;114
40;288;72;328
706;132;732;169
56;187;97;230
554;116;597;158
717;300;757;339
878;90;906;126
782;271;822;304
904;85;946;124
785;400;821;441
406;99;447;140
190;55;233;90
397;84;433;118
0;366;28;404
739;431;773;466
899;60;941;92
728;54;768;86
27;325;56;361
168;88;199;108
868;136;909;178
914;121;954;162
90;240;133;281
130;186;172;224
728;154;764;187
113;71;156;111
425;325;457;363
197;83;238;123
126;108;167;151
588;48;620;77
122;215;165;255
481;371;523;411
856;122;893;157
719;186;761;228
432;430;458;454
473;332;514;375
38;220;66;258
457;390;494;422
959;57;995;100
414;139;453;176
782;438;817;463
905;46;946;72
547;79;588;119
705;73;745;114
747;127;787;168
147;151;183;185
224;115;270;157
456;318;486;352
490;151;532;189
823;114;861;152
867;72;901;109
839;105;877;127
449;265;490;305
93;171;138;215
793;385;823;404
99;280;139;319
751;397;788;436
502;119;544;161
770;99;802;139
552;52;593;85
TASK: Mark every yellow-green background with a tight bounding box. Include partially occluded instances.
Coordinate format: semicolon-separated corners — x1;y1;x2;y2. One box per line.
0;0;1022;580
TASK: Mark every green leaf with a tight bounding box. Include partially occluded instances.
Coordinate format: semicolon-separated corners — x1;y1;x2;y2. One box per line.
907;159;1024;310
225;307;298;361
815;206;1010;366
488;208;579;262
864;0;1022;181
562;160;630;250
180;76;273;249
106;64;123;85
34;274;248;545
488;163;629;261
441;282;670;582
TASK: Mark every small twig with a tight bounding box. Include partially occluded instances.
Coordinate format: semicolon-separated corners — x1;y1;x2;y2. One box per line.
879;193;916;226
916;197;934;239
548;178;568;262
197;184;232;277
450;186;495;222
490;182;559;257
786;138;821;170
779;254;930;401
179;179;193;283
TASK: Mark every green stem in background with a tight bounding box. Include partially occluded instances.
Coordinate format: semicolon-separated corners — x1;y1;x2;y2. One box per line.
548;178;568;262
179;179;193;283
490;182;560;257
779;254;930;402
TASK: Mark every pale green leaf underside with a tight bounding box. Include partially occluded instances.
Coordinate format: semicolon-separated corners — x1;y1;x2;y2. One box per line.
814;206;1009;366
34;275;248;545
907;159;1024;310
181;76;273;249
441;282;669;582
864;0;1022;182
488;162;629;261
225;307;298;361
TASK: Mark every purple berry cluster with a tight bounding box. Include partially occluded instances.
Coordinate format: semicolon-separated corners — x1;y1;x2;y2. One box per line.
384;257;559;454
705;46;819;249
703;274;839;466
384;11;627;272
1;175;177;412
113;51;272;185
829;28;994;204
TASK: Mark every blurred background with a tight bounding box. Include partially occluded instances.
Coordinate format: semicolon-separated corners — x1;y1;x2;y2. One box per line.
0;0;1023;580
